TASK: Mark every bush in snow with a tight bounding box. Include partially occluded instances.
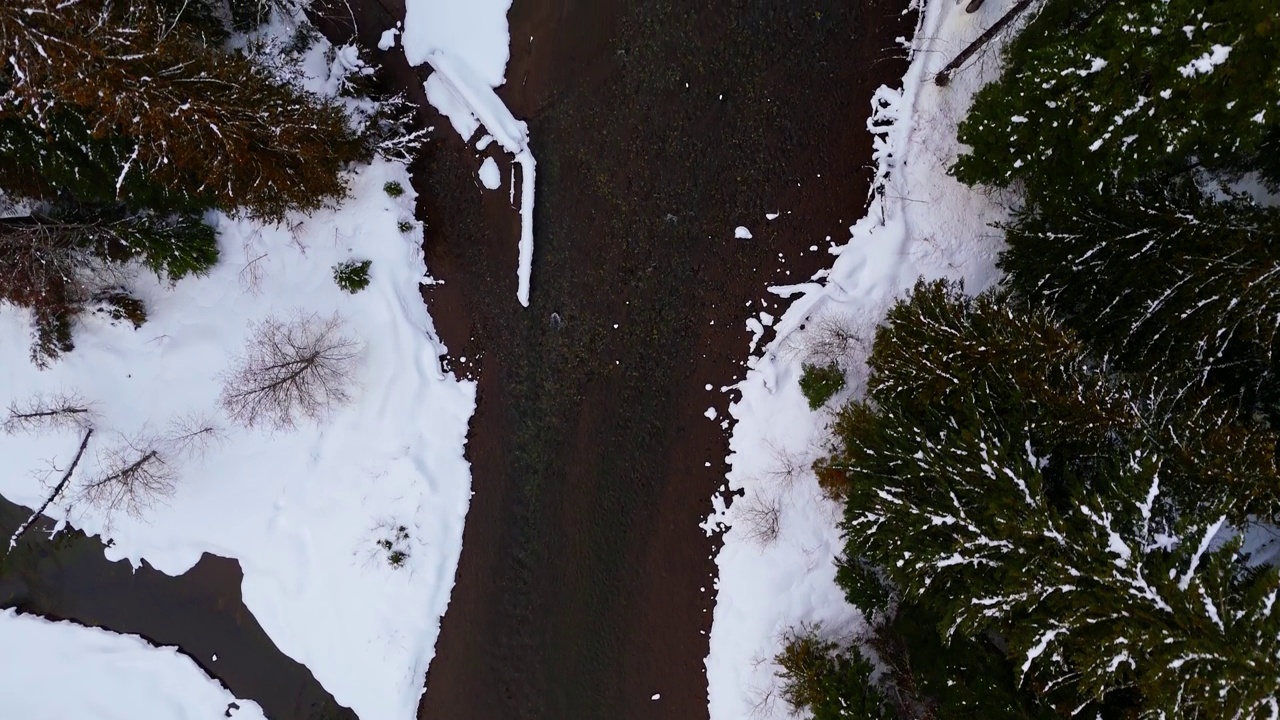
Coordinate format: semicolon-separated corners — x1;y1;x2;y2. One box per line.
332;259;372;294
822;280;1280;717
383;181;406;198
219;313;362;430
799;362;845;410
774;625;892;720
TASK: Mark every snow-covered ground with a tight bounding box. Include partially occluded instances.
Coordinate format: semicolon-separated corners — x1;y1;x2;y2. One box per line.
400;0;536;307
704;0;1022;717
0;5;550;718
0;158;474;720
0;609;268;720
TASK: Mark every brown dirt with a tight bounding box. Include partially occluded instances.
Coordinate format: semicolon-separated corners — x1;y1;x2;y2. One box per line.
391;1;917;719
0;1;915;718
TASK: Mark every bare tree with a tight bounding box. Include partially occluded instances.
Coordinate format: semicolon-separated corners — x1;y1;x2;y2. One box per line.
7;428;93;552
75;429;176;522
3;391;93;434
72;414;223;523
162;412;224;460
736;491;783;547
801;313;863;369
219;312;362;430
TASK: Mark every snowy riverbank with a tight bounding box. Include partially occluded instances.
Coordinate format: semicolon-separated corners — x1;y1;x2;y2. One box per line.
704;0;1022;716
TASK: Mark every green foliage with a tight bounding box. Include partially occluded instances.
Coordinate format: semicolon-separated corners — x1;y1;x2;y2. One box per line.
1;0;363;220
800;362;846;410
0;111;209;214
41;202;220;283
999;178;1280;421
775;627;893;720
397;220;415;233
92;290;148;329
827;280;1280;717
383;181;405;198
835;556;891;622
375;524;410;568
332;259;372;294
953;0;1280;198
29;308;74;369
874;603;1062;720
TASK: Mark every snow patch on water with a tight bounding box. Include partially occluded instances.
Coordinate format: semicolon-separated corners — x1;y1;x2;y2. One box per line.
479;157;502;189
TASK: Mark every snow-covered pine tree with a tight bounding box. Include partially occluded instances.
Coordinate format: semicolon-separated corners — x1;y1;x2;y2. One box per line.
999;178;1280;426
0;0;362;219
952;0;1280;198
826;280;1280;717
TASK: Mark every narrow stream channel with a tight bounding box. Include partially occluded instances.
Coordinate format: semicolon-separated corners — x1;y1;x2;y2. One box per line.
0;495;354;720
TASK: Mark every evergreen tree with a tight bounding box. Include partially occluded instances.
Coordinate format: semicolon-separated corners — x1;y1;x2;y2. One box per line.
952;0;1280;198
874;603;1063;720
776;628;895;720
1000;178;1280;422
0;110;206;213
0;0;363;219
824;280;1280;717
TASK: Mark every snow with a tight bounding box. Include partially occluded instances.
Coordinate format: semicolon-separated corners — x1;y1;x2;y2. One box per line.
378;28;400;51
403;0;537;307
479;157;502;189
0;161;475;720
1178;44;1231;77
735;226;753;239
705;0;1018;717
0;609;268;720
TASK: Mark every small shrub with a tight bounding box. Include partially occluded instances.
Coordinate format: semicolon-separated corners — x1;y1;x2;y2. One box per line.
799;362;845;410
332;259;372;294
776;625;891;720
375;523;411;568
92;290;147;328
383;181;405;198
30;309;75;369
397;220;414;233
736;492;782;547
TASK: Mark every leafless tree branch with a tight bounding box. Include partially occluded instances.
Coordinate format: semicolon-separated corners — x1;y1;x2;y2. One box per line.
7;427;93;552
76;429;176;522
219;312;362;430
3;391;94;434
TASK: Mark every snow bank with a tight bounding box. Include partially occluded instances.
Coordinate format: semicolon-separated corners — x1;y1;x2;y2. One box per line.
0;609;267;720
403;0;536;307
0;161;474;720
705;1;1021;717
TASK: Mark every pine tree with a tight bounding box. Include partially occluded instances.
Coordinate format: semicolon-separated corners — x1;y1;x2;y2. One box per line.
999;178;1280;422
0;0;363;219
825;280;1280;717
952;0;1280;198
0;110;206;213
